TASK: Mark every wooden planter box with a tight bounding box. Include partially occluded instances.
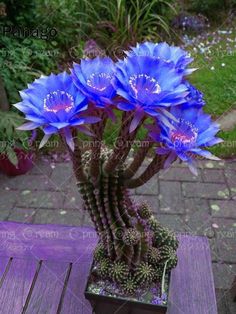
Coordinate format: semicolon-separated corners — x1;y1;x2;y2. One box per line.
0;222;217;313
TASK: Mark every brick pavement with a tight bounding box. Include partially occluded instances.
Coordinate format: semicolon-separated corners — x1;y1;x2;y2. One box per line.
0;157;236;313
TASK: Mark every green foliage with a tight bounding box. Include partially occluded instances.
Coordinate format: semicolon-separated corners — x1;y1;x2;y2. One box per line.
0;36;59;104
0;111;29;165
188;0;236;19
78;0;176;56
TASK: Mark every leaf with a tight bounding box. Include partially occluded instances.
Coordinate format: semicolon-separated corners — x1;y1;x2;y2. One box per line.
6;148;18;166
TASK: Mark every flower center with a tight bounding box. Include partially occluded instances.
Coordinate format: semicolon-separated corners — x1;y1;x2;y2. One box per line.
43;90;74;113
87;72;112;92
129;74;161;96
170;119;198;150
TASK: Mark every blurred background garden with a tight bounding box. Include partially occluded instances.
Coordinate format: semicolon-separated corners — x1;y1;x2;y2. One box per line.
0;0;236;163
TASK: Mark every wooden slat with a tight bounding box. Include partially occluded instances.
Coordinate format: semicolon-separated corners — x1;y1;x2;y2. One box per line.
0;222;217;314
24;260;69;314
0;258;38;314
0;221;97;262
168;235;217;314
60;261;93;314
0;256;11;281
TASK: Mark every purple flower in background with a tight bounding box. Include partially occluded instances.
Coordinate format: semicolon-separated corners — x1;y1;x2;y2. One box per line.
182;81;205;108
126;42;195;76
71;57;116;116
149;107;222;174
114;55;188;132
14;72;99;150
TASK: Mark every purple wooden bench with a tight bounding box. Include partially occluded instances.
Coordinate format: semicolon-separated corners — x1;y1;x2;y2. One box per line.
0;221;217;314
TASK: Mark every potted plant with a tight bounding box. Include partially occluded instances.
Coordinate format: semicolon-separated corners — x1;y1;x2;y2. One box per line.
15;42;222;313
0;110;35;176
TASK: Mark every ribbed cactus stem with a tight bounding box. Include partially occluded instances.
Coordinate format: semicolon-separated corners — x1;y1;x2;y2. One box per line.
123;137;153;179
90;110;107;182
124;155;166;188
104;112;134;174
84;182;104;234
109;176;126;228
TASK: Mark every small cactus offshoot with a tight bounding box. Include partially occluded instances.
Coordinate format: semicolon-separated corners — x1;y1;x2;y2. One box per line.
111;261;129;283
122;228;141;246
147;247;161;265
121;274;138;294
134;261;155;285
93;243;107;262
159;245;178;269
138;203;152;219
97;258;111;278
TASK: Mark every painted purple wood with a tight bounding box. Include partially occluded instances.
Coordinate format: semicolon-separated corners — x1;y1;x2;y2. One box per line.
0;256;10;280
168;235;217;314
24;260;69;314
0;258;38;314
60;261;93;314
0;221;97;262
0;222;217;314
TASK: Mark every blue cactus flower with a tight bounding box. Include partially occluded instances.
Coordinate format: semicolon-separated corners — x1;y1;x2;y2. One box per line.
182;81;205;108
114;55;188;132
71;57;116;118
14;72;99;150
126;42;195;76
149;106;223;175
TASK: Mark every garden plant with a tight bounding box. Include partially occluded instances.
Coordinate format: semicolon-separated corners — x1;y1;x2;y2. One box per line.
15;42;222;309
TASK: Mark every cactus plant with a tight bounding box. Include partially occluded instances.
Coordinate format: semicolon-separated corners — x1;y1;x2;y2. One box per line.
15;42;222;297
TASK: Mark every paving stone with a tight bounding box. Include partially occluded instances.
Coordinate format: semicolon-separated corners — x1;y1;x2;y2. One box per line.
16;191;64;209
50;163;73;190
213;218;236;240
34;209;83;226
135;176;158;195
159;181;184;214
202;169;226;183
158;167;202;182
182;182;230;199
0;174;55;191
200;160;226;169
8;208;36;223
214;234;236;264
213;263;236;290
0;190;18;208
215;289;234;314
153;213;187;233
63;191;84;210
0;209;11;220
29;160;53;176
210;200;236;218
213;218;236;264
225;169;236;199
183;198;212;236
